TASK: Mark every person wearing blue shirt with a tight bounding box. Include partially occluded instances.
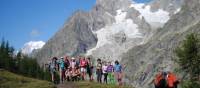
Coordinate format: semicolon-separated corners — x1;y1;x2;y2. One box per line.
114;60;123;86
58;57;65;84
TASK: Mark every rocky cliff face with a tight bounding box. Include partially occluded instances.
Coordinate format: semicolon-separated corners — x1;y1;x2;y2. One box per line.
121;0;200;87
86;0;152;61
149;0;184;15
33;11;97;64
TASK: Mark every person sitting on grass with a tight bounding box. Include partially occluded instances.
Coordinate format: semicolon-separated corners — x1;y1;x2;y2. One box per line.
72;66;81;81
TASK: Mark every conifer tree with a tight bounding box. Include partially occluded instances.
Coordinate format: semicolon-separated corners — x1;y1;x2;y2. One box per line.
175;33;200;87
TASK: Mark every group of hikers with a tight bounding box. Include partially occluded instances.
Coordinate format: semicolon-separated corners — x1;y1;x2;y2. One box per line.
47;56;123;85
47;56;180;88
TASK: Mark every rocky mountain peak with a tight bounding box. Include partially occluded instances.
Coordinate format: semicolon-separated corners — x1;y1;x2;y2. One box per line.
95;0;132;15
149;0;184;13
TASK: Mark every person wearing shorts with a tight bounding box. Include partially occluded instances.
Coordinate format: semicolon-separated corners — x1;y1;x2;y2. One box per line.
114;60;123;86
80;57;87;80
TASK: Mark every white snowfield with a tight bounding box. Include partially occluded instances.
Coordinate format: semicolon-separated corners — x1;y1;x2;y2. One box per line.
21;41;45;55
129;3;170;25
86;9;142;56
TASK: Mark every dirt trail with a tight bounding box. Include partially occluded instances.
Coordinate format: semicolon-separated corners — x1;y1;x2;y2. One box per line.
57;82;77;88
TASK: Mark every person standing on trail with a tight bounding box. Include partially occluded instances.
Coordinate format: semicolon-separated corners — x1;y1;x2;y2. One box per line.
96;58;103;83
107;61;115;84
58;57;65;84
114;60;123;86
71;57;76;75
64;56;70;80
102;61;108;84
86;57;94;81
50;57;57;84
80;57;87;80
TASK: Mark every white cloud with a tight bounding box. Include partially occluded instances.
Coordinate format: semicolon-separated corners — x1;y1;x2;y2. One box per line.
21;41;45;55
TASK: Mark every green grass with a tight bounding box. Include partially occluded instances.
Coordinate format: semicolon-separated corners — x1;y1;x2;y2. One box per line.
72;81;132;88
0;70;55;88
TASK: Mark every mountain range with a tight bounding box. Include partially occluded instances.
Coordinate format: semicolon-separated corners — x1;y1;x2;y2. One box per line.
32;0;200;87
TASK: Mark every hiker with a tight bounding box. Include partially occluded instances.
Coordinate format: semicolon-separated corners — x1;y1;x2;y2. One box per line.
50;57;57;83
107;61;115;84
96;58;103;83
75;56;80;69
102;61;108;84
86;57;93;81
114;60;123;86
58;57;65;83
64;56;70;81
65;66;72;81
167;72;179;88
80;57;87;80
71;57;76;76
72;65;81;81
154;72;167;88
153;71;179;88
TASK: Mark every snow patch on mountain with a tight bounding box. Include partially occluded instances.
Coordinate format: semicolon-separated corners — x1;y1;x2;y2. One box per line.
174;8;181;14
86;9;142;56
130;3;170;26
21;41;45;55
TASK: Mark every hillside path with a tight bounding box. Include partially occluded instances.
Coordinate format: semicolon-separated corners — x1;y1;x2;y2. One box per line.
57;82;77;88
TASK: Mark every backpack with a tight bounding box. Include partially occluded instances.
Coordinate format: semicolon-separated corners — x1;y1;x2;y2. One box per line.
155;72;168;88
50;61;56;72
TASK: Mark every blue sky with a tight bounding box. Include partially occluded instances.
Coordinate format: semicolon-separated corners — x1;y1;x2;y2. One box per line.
0;0;151;50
